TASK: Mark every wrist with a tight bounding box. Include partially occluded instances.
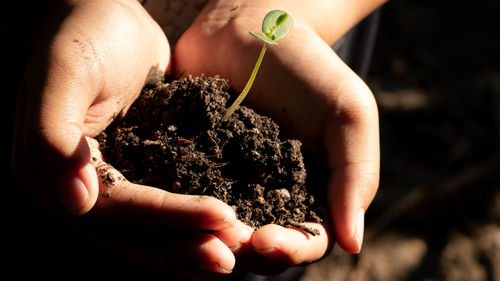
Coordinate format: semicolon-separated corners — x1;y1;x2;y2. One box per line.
203;0;387;44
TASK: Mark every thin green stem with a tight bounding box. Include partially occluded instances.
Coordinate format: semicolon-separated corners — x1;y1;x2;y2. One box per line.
222;43;268;121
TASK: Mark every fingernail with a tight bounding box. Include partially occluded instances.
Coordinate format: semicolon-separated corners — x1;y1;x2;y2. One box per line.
58;176;89;215
354;208;365;253
229;243;241;251
198;262;232;274
256;247;276;252
205;216;235;230
255;246;283;259
216;262;233;274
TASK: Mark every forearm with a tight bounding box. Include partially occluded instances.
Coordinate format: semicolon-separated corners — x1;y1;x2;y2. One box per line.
280;0;388;44
205;0;388;44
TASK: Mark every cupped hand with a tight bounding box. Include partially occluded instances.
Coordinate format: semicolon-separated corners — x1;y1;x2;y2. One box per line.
174;1;380;273
84;137;248;277
11;0;245;277
12;0;169;214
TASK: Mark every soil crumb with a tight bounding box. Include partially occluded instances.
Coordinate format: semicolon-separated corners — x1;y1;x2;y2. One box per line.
97;75;322;233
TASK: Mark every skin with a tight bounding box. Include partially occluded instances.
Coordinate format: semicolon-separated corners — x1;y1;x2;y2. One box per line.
11;0;385;278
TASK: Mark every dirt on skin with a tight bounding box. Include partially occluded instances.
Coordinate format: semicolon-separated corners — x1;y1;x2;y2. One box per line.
96;75;323;234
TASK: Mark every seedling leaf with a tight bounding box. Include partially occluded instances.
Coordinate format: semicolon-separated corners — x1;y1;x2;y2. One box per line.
249;31;278;45
262;10;293;41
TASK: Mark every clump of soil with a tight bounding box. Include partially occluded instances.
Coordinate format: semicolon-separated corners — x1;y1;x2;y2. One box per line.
96;75;322;234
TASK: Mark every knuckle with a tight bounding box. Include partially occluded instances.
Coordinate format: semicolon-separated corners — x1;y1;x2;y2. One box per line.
49;39;98;81
356;162;380;204
339;91;378;127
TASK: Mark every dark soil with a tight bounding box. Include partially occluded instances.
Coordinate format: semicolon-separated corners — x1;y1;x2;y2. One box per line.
96;75;322;233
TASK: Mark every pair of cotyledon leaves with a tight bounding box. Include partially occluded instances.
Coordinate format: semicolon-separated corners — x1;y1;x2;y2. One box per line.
249;10;293;45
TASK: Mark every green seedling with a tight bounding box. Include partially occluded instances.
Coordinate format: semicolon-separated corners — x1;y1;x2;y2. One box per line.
222;10;293;121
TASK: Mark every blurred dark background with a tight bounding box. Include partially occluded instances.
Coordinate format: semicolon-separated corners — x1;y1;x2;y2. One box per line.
301;0;500;280
3;0;499;280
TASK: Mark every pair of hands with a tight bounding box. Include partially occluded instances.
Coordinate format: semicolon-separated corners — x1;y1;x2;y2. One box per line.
12;0;379;278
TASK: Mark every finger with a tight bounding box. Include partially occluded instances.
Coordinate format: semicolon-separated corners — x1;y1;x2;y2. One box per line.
87;137;237;230
16;15;111;215
323;70;380;254
22;58;99;215
11;31;100;215
327;162;379;253
23;71;99;215
90;231;235;277
94;181;237;230
251;223;330;265
230;222;329;275
166;233;235;275
214;220;254;253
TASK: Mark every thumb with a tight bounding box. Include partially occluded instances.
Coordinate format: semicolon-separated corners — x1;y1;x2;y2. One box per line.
327;162;379;254
48;135;99;216
21;42;102;215
323;70;380;254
